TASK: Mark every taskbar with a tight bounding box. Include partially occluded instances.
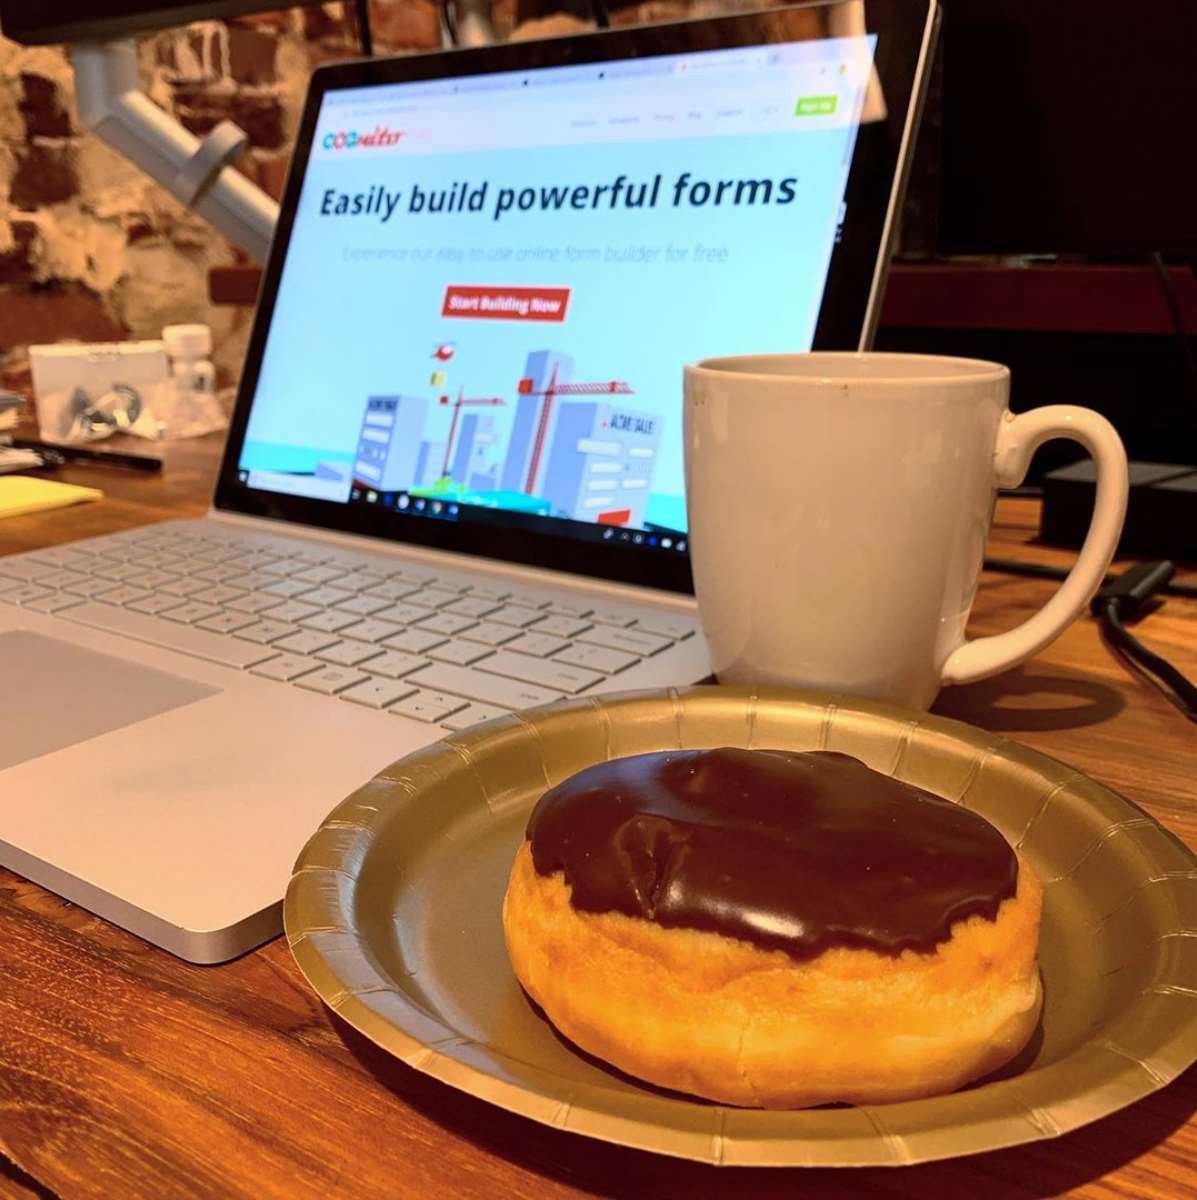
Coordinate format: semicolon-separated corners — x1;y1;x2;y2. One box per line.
347;482;688;554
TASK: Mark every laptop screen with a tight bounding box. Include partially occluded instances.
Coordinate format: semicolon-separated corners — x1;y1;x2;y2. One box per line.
218;3;934;592
218;2;935;592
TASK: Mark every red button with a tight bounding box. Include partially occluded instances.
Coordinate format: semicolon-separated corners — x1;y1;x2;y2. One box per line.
442;285;570;322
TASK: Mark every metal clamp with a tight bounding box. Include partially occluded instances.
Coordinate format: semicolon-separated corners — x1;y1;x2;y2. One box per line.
171;119;249;207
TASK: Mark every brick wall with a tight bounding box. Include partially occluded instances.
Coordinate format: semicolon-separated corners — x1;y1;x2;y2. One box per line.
0;0;754;398
0;2;443;396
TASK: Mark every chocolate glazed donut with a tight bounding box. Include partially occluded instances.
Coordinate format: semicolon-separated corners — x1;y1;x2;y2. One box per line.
503;748;1043;1108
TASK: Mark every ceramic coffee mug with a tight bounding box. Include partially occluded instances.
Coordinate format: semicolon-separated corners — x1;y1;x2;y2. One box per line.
683;353;1128;709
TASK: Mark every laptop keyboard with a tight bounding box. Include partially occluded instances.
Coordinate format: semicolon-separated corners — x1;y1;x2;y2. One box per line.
0;524;698;729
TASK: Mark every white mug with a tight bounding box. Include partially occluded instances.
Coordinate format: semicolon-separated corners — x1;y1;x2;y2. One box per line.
683;353;1129;709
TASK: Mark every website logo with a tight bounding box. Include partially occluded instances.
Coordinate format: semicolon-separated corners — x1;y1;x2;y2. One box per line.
321;125;406;151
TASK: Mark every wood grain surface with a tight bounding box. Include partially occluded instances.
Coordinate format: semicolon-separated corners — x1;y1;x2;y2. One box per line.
2;432;1196;1199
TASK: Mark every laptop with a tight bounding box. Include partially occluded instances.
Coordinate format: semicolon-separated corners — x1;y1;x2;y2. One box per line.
0;0;937;962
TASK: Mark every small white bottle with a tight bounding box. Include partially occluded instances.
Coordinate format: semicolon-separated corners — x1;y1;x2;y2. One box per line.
163;324;215;398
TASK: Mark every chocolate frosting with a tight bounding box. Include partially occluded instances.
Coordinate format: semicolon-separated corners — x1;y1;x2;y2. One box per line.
526;747;1018;961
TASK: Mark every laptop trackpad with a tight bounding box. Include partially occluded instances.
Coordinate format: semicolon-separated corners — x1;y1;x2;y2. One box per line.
0;631;221;772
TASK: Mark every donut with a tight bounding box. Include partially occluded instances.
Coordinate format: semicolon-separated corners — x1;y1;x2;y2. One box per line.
501;747;1043;1109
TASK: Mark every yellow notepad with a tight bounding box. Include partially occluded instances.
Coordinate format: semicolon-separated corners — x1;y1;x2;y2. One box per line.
0;476;103;519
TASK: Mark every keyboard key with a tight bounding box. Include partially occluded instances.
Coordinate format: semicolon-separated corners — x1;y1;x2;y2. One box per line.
95;584;153;608
554;643;638;673
296;585;355;608
0;560;54;583
587;605;639;628
406;662;560;710
475;650;602;694
28;547;88;568
337;617;402;644
487;605;543;628
194;564;242;584
93;562;143;583
459;621;520;647
294;565;346;585
223;570;275;591
62;603;277;668
194;550;241;567
251;653;321;682
427;574;474;593
322;553;377;573
372;602;430;626
427;639;490;666
343;571;386;592
299;609;359;634
160;600;219;624
296;665;370;695
128;551;182;569
158;577;210;598
388;689;467;723
273;629;341;656
33;569;88;590
504;631;569;658
388;564;438;585
633;613;697;641
193;584;246;606
225;591;285;615
261;577;314;598
381;628;446;654
23;592;85;614
339;677;418;709
259;599;320;623
364;649;429;679
444;596;502;619
462;583;509;602
532;614;591;639
259;558;312;577
288;546;335;564
128;593;188;616
417;611;477;637
442;703;510;731
336;593;391;617
196;611;257;634
503;589;554;610
403;587;460;610
236;619;299;644
578;625;671;656
132;570;180;591
316;639;383;667
62;576;119;599
365;579;420;602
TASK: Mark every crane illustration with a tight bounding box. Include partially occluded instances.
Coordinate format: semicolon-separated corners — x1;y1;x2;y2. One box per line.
518;365;634;494
439;388;505;477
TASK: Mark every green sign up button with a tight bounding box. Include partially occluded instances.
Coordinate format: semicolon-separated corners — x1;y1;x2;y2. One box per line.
795;94;838;117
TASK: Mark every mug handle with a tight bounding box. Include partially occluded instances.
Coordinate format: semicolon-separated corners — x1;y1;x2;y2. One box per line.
940;405;1129;687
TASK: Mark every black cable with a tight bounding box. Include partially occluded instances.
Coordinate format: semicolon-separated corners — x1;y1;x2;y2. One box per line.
1150;251;1197;416
1100;601;1197;722
355;0;374;56
591;0;611;27
984;556;1197;601
1084;561;1197;723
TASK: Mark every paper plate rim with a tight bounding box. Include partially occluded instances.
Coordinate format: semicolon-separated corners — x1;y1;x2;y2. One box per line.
285;685;1197;1167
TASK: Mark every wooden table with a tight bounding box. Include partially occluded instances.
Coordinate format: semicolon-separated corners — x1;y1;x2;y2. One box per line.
2;433;1196;1200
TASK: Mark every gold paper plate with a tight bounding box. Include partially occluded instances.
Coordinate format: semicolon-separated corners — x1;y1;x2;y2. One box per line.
285;687;1197;1166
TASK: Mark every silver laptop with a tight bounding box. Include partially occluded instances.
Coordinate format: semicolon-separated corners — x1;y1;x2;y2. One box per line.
0;1;937;962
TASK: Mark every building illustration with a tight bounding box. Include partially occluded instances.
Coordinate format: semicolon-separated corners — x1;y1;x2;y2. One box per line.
353;395;428;490
499;350;574;495
353;348;656;525
539;399;661;527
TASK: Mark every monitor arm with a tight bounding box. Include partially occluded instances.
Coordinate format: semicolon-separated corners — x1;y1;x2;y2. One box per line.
70;38;279;262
